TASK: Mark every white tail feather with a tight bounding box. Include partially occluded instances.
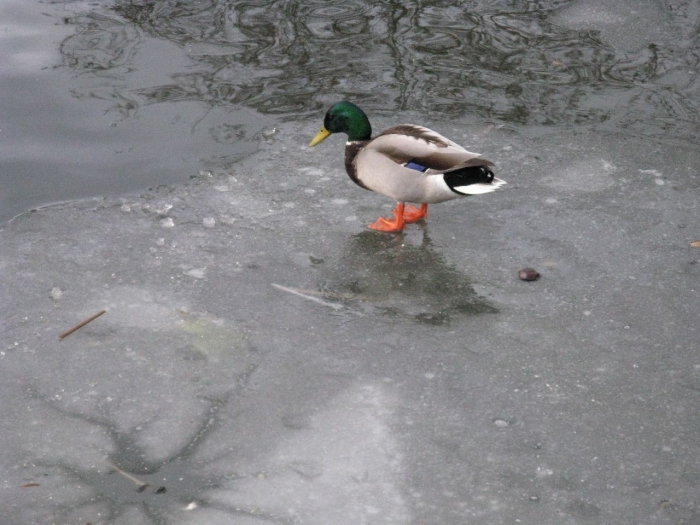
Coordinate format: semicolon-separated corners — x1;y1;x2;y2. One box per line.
453;177;507;195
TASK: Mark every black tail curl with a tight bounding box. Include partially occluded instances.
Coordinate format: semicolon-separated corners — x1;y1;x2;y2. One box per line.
444;165;495;194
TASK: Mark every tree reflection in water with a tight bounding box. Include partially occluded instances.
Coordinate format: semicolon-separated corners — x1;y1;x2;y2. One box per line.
56;0;698;144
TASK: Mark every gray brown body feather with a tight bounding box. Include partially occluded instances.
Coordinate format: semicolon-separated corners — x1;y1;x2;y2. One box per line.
343;124;501;203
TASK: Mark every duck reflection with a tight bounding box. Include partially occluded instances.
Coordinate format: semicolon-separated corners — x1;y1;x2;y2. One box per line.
320;229;498;324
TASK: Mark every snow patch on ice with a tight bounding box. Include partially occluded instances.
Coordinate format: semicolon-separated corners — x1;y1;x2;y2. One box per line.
98;285;182;329
184;268;206;279
208;383;409;524
298;167;326;177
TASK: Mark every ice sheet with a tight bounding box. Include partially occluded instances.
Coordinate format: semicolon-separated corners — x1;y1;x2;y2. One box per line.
2;118;699;524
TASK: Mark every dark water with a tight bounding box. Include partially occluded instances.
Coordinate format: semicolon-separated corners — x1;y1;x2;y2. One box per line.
2;0;698;221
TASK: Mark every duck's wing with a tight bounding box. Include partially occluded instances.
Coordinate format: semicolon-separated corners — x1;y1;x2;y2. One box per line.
367;124;493;171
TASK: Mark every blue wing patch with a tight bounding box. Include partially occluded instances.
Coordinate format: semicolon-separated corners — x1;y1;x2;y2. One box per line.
404;160;428;172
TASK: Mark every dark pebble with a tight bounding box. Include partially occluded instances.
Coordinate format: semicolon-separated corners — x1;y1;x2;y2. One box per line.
519;268;540;281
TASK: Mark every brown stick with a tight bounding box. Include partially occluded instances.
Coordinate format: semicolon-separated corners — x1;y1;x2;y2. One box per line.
105;460;150;491
58;309;106;339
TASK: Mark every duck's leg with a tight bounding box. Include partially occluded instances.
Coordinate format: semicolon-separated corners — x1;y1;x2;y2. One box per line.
368;203;406;232
402;203;428;223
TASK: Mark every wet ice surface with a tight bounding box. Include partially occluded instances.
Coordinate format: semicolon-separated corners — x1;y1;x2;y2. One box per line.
2;116;700;524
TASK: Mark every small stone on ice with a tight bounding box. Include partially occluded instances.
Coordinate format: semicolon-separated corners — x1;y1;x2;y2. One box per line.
519;268;540;281
494;419;509;427
185;502;198;511
161;218;175;228
203;217;216;228
50;287;63;300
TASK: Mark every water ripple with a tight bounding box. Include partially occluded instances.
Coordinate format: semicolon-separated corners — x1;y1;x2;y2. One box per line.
55;0;700;144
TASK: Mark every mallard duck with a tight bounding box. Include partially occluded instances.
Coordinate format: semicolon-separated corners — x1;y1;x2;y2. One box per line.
309;101;506;232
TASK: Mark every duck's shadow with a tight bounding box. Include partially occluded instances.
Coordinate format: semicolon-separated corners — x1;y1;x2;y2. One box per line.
320;228;498;324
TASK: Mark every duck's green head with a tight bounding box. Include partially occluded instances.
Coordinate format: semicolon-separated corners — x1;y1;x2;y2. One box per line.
309;101;372;146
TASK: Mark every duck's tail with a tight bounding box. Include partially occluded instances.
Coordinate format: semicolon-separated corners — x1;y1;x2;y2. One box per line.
444;165;507;195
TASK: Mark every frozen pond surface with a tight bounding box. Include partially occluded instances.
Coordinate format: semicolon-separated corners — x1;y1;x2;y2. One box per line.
3;119;699;524
2;0;700;523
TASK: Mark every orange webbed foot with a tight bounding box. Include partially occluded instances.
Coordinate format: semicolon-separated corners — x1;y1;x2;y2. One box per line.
401;203;428;223
368;204;406;233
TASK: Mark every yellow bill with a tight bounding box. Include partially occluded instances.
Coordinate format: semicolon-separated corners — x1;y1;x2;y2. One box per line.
309;126;331;147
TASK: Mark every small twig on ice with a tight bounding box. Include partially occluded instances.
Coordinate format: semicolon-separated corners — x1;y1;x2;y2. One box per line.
106;459;149;491
271;283;344;310
58;309;106;339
